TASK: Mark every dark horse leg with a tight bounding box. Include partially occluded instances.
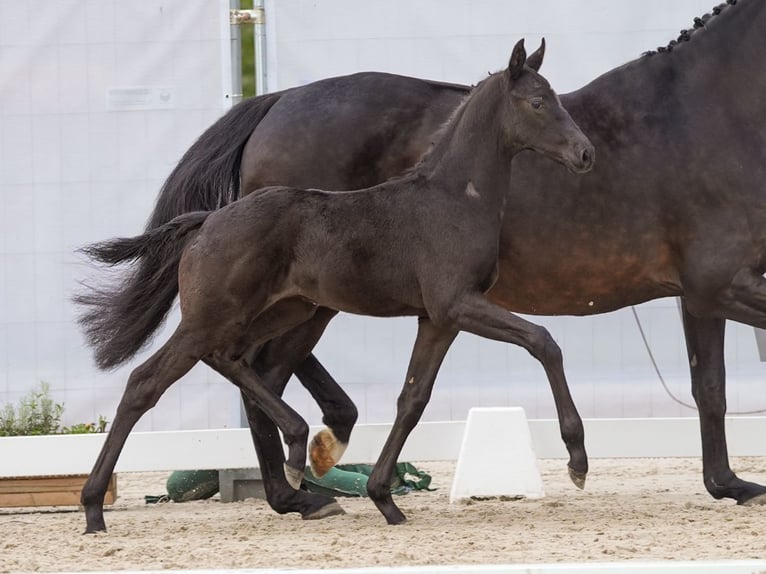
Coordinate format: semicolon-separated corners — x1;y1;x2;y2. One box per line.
449;294;587;484
681;298;766;505
205;351;346;519
367;317;459;524
369;297;587;525
81;328;202;533
240;307;356;518
246;307;587;520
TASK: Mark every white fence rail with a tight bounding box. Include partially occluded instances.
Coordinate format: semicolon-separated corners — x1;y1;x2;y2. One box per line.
2;417;765;478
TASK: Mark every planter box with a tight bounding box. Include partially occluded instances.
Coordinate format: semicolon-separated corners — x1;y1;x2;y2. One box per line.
0;474;116;508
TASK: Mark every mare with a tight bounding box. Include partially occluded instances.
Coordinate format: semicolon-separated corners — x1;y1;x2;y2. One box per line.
157;0;765;519
76;41;594;531
87;0;766;520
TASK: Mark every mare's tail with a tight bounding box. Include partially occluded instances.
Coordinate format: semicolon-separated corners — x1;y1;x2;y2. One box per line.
75;212;211;371
146;91;283;230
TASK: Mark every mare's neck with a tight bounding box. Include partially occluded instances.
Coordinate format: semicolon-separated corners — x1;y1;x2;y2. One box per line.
417;76;514;213
572;0;766;118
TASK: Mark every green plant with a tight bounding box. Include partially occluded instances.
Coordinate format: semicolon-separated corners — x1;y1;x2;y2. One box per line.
0;383;108;436
0;382;63;436
61;415;109;435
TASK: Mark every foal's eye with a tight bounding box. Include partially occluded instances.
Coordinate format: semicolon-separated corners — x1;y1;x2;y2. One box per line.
530;98;543;109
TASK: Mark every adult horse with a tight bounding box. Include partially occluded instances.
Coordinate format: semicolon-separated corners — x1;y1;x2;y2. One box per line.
98;0;765;519
76;41;594;531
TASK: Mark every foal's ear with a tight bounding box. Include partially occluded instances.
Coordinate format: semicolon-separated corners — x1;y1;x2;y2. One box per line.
526;38;546;72
508;39;527;81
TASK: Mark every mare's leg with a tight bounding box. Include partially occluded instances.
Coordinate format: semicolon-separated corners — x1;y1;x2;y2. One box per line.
296;353;359;475
692;268;766;328
681;300;766;505
81;328;202;533
439;293;587;486
367;317;458;524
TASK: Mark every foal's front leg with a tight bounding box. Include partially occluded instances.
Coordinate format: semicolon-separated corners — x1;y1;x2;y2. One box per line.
366;317;459;524
444;292;588;487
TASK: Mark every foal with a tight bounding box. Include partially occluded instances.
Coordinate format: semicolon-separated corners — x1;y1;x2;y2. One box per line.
77;39;594;531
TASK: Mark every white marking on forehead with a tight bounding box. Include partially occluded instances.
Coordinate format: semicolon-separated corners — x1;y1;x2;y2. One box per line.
465;181;480;198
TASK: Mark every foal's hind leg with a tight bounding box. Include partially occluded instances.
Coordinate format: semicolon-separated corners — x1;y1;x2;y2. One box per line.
81;329;202;533
239;307;354;517
249;308;357;475
439;293;587;487
366;317;458;524
207;353;345;519
681;301;766;506
206;355;310;488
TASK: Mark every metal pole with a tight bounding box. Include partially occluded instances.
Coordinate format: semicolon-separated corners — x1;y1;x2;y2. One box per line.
229;0;243;105
253;0;267;95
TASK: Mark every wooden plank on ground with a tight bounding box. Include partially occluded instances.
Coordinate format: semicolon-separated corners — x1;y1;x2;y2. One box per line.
0;474;116;508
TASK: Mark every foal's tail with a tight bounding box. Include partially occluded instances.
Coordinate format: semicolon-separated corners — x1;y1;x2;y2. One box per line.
146;91;283;231
74;212;211;371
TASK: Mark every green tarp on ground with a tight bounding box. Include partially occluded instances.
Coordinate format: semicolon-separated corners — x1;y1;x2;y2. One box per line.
145;463;433;503
303;462;433;497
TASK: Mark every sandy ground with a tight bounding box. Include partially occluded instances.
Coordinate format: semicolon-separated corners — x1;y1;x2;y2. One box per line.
1;457;766;573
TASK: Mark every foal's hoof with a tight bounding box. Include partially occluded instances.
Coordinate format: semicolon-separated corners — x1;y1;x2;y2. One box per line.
302;500;346;520
568;465;587;490
284;464;305;490
741;492;766;506
309;428;348;478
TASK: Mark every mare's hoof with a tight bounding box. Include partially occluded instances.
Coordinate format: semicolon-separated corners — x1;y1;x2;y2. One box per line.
302;500;346;520
741;492;766;506
284;463;305;490
385;512;408;525
568;465;587;490
309;428;348;478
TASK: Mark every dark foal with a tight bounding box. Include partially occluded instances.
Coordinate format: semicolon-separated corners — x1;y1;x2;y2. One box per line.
77;40;593;531
134;0;766;518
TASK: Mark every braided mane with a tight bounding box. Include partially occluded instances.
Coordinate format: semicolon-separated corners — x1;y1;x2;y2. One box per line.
642;0;738;57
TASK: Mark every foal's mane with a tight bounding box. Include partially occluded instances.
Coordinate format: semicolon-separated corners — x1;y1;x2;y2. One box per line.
402;71;504;176
642;0;739;56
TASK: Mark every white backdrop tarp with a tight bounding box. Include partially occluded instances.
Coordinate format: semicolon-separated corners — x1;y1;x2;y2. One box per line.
261;0;766;425
2;1;764;434
0;0;239;431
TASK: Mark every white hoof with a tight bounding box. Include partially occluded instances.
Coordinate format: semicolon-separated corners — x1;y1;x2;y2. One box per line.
284;463;305;490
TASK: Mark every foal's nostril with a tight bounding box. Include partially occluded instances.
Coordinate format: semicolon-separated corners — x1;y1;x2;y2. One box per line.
581;148;592;166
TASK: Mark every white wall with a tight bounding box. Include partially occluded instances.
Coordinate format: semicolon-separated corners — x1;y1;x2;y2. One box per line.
264;0;718;93
2;1;763;433
0;0;241;431
261;0;766;425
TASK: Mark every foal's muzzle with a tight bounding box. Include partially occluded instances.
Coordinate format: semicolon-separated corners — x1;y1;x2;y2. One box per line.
569;143;596;174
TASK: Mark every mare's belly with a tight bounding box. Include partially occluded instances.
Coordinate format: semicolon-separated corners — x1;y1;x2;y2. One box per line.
489;251;681;316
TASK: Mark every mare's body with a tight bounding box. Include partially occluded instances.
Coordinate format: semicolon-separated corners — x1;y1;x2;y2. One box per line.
85;0;766;518
241;0;766;512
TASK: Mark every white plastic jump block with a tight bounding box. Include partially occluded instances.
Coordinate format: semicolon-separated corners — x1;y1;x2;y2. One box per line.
449;407;544;502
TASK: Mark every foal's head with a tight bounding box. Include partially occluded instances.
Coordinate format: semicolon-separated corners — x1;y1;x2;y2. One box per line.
501;39;595;174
